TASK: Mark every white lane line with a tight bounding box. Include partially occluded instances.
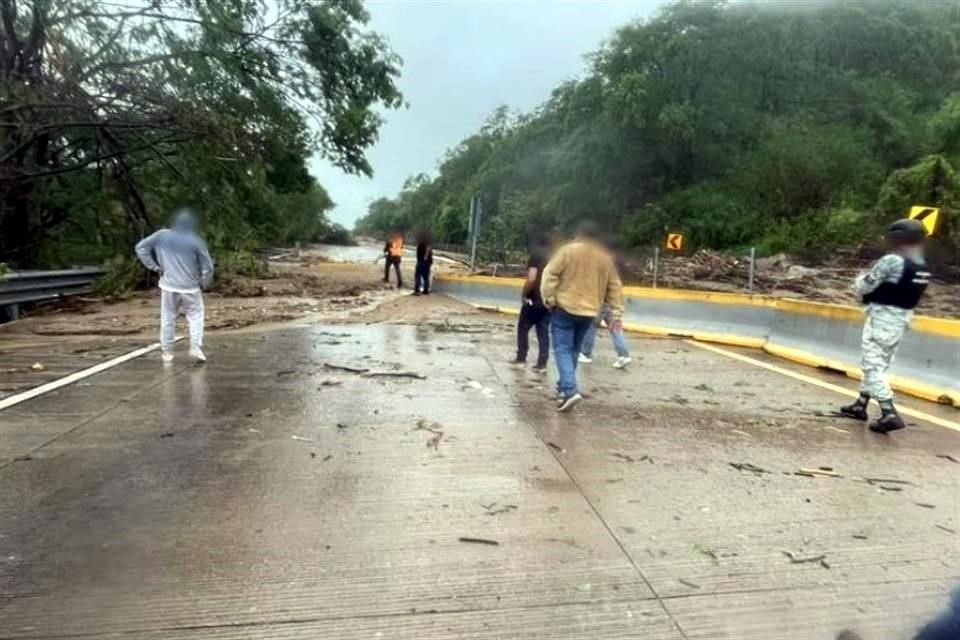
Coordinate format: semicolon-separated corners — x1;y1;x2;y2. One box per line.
0;343;162;411
685;339;960;432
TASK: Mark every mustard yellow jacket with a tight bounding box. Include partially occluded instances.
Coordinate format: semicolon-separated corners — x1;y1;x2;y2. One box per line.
540;240;625;319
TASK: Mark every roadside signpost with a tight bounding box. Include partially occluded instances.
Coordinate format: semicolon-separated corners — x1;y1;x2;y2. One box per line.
908;205;941;237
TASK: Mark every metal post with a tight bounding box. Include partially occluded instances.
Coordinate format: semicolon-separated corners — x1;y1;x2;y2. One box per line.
469;195;481;272
652;247;660;289
747;247;756;292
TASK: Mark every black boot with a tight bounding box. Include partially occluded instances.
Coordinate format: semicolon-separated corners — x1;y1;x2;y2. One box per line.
869;401;906;434
839;393;869;421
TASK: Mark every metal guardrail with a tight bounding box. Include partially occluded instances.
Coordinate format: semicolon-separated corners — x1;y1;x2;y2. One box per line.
0;267;104;320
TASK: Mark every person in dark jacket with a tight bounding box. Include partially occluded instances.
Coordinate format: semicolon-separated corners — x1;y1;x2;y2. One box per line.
414;233;433;295
510;232;552;372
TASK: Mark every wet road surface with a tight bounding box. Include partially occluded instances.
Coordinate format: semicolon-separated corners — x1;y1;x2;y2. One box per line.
1;304;958;639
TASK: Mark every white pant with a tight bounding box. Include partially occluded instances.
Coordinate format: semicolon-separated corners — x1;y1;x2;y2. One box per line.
160;290;204;352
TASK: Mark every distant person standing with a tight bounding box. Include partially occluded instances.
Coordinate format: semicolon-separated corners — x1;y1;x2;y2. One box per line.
414;233;433;295
579;303;632;369
839;218;929;433
383;231;404;288
135;208;214;363
510;233;551;371
580;251;632;369
541;221;624;411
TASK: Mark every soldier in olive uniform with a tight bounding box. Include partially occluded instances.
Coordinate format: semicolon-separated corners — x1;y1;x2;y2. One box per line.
840;219;930;434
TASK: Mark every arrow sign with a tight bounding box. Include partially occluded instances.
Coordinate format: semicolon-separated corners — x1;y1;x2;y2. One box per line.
908;205;941;236
666;233;684;251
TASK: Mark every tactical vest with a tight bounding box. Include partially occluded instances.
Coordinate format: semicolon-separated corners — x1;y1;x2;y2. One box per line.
862;258;929;310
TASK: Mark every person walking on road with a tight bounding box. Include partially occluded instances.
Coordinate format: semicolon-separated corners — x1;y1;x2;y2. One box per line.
839;218;930;434
541;221;624;412
135;208;214;363
579;302;632;369
383;231;405;288
510;233;551;372
414;233;433;295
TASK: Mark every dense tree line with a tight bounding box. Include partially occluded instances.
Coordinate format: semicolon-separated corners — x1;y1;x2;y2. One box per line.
356;0;960;261
0;0;401;269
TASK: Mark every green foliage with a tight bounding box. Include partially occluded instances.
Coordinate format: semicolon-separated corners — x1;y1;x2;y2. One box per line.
217;251;270;280
94;257;146;299
1;0;401;267
359;0;959;261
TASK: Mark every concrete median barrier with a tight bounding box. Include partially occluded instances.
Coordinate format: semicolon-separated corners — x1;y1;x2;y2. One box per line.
434;274;960;407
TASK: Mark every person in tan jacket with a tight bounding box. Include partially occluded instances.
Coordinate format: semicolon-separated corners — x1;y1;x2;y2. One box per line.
540;221;625;411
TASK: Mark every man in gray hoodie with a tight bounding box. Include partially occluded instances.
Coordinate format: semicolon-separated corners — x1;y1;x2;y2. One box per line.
135;208;214;363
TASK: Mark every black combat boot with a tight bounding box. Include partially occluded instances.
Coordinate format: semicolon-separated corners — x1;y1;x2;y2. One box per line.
839;393;870;421
869;401;906;434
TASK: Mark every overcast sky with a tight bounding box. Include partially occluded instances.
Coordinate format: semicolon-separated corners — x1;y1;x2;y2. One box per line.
310;0;664;228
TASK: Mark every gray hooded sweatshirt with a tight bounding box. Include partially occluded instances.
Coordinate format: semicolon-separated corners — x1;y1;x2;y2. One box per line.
135;211;215;293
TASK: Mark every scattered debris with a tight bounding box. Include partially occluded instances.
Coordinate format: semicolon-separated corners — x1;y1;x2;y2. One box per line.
362;370;426;380
318;379;342;387
678;578;701;590
336;422;348;430
30;362;45;372
852;534;869;540
935;524;956;534
159;432;174;439
248;428;261;434
323;363;370;374
878;486;902;492
547;441;564;453
575;582;592;592
291;435;314;442
782;550;827;565
693;383;714;392
670;395;690;405
481;503;518;516
309;452;317;459
730;429;753;438
914;502;936;509
323;454;333;462
612;452;635;463
935;454;959;464
797;468;841;478
459;536;499;546
824;425;849;434
693;544;718;562
414;419;444;450
864;477;913;486
13;455;32;462
276;369;297;376
729;462;770;475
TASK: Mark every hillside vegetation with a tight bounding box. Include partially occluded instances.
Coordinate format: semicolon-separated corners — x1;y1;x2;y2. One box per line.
356;0;960;262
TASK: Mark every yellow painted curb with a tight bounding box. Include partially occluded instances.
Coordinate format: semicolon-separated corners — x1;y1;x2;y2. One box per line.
440;274;959;409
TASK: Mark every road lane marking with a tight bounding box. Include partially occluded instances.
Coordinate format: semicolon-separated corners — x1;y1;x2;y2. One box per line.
685;340;959;432
0;343;162;411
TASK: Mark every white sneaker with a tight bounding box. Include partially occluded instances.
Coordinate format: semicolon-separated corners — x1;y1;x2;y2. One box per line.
189;347;207;363
161;352;174;363
613;356;632;369
557;393;583;412
578;353;593;364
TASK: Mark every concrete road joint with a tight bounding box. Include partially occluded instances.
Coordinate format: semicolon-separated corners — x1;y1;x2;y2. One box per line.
0;361;191;473
479;353;693;640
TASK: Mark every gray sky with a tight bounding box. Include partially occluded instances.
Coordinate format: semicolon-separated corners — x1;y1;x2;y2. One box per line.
310;0;664;228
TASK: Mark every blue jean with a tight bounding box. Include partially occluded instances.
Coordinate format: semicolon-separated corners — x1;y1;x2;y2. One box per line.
414;261;431;293
580;306;629;358
551;308;595;397
915;586;960;640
